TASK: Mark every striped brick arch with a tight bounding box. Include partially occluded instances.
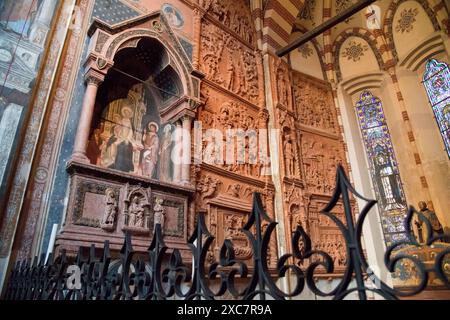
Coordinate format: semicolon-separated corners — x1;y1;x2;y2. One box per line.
260;0;306;52
332;28;387;82
383;0;442;63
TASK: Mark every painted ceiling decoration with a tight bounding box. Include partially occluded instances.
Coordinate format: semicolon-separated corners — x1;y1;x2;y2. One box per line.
341;40;369;62
395;7;419;33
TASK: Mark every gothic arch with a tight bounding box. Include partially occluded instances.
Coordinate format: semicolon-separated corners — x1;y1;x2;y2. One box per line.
383;0;441;63
102;29;194;99
333;28;385;82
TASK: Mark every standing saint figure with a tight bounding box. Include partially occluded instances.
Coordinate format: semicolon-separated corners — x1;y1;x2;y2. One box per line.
284;133;295;177
415;201;444;242
153;198;165;234
159;124;173;182
128;195;144;228
101;188;117;229
141;122;160;178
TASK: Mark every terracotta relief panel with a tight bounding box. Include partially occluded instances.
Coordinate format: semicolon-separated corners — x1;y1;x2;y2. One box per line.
195;170;277;267
301;133;346;196
307;199;348;272
200;20;260;105
71;178;121;228
198;84;270;179
292;72;338;135
199;0;256;46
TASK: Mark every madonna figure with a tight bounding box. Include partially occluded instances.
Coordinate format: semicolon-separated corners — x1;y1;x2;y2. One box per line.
141;121;159;178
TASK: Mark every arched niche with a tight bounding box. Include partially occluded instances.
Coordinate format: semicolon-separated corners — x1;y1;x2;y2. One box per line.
72;12;201;185
88;37;186;182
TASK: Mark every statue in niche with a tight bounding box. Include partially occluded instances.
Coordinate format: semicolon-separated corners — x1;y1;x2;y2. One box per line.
128;196;145;227
159;124;173;182
284;132;295;177
101;188;117;231
141;122;159;178
153;198;166;233
123;186;151;234
277;67;289;106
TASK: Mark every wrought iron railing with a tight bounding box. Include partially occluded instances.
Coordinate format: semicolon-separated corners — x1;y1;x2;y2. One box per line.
2;165;449;300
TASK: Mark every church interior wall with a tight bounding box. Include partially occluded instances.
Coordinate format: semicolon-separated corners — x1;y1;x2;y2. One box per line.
0;0;448;297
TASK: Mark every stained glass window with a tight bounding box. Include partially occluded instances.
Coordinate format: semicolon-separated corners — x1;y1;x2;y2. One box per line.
422;59;450;158
356;91;408;246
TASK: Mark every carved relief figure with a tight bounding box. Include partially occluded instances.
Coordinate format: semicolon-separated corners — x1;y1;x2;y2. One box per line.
123;186;151;234
293;77;337;134
200;0;256;45
129;196;145;228
283;131;296;177
101;188;118;231
200;21;259;104
302;137;344;194
153;198;166;233
277;67;289;107
197;175;221;203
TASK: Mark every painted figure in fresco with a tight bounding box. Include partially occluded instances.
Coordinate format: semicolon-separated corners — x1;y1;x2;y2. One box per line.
87;128;103;165
106;106;136;173
141;122;159;178
159;124;173;182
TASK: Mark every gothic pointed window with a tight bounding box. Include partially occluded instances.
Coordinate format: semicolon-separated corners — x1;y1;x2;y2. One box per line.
422;59;450;158
356;91;408;246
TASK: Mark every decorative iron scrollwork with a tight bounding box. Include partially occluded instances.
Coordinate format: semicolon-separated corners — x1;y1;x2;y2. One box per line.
3;165;449;300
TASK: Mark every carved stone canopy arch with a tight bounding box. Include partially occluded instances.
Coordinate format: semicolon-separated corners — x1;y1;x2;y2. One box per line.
86;10;201;100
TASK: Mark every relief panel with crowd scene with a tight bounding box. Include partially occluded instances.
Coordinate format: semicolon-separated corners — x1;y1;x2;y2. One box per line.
198;0;256;46
269;58;353;274
198;84;271;179
199;20;261;106
87;82;175;184
292;72;338;135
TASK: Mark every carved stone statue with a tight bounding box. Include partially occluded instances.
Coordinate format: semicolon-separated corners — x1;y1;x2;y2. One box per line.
415;201;444;241
153;197;165;233
129;196;145;228
284;133;295;177
122;186;151;234
101;188;117;231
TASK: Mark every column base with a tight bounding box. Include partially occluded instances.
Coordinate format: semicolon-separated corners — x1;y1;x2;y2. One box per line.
70;152;91;164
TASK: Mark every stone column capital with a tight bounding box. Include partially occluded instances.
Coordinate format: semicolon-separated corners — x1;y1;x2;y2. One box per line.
84;69;106;86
